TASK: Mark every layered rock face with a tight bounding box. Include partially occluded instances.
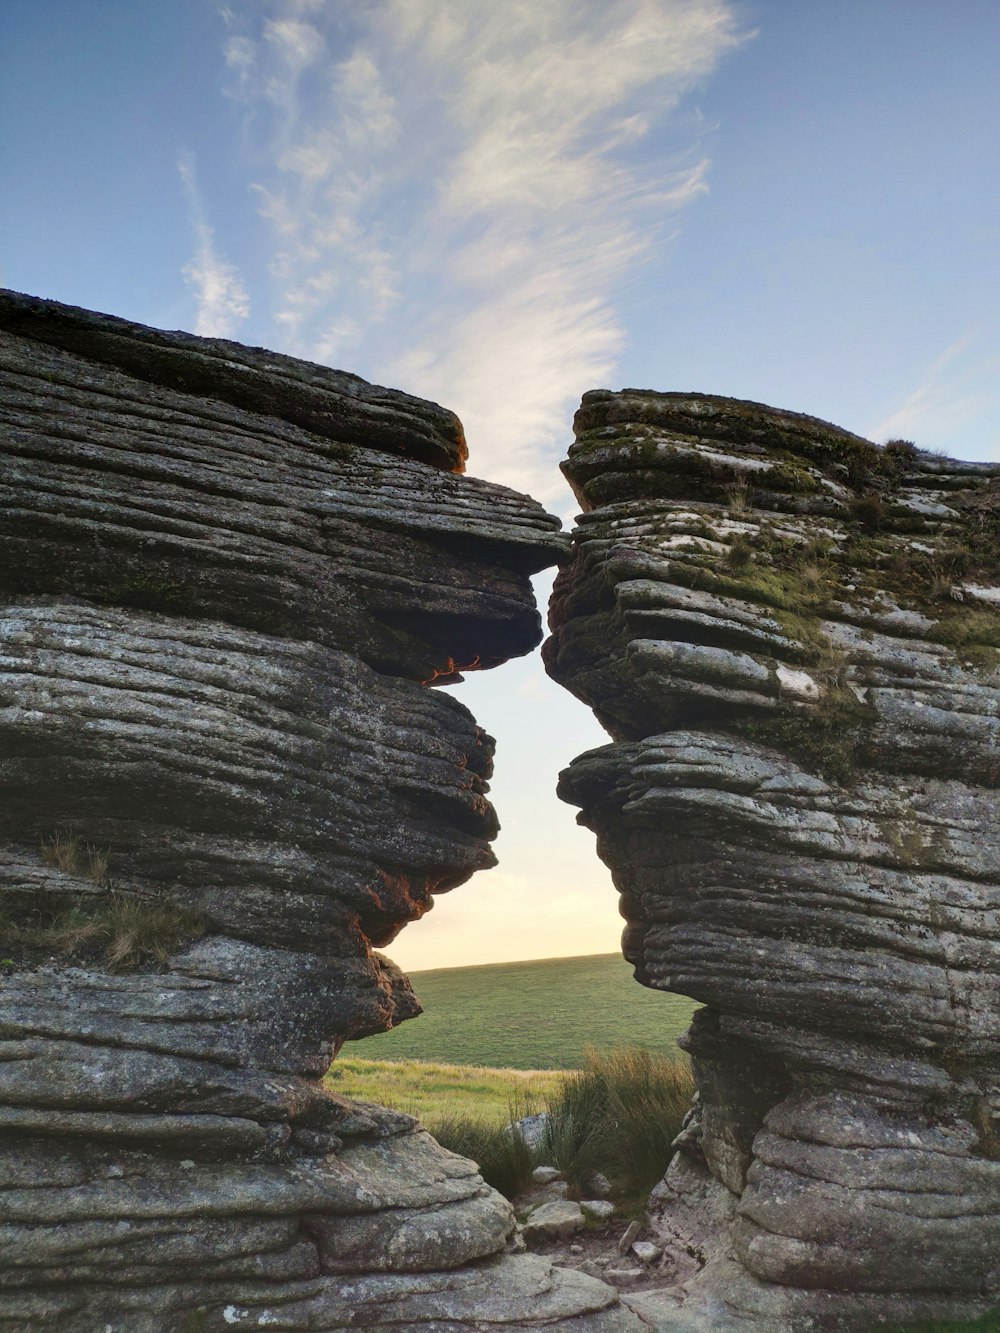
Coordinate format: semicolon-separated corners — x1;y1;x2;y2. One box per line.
0;292;642;1331
546;389;1000;1330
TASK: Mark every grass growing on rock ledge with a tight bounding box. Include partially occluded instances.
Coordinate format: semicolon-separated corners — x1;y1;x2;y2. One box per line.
0;837;208;971
40;832;109;884
0;893;207;970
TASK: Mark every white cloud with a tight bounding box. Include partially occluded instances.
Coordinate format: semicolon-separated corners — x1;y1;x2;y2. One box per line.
177;152;250;338
869;333;1000;460
219;0;747;498
264;17;324;71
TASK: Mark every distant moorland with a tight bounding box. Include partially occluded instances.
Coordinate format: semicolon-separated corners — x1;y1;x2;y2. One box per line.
349;952;698;1069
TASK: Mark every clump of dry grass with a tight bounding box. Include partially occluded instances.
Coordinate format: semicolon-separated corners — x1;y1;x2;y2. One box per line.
0;837;208;971
0;892;206;971
41;833;109;885
724;473;751;514
102;892;206;969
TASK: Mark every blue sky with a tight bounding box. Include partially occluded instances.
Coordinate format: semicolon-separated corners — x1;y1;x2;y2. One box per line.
3;1;998;969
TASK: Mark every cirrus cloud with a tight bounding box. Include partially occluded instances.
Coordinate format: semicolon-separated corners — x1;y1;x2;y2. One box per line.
218;0;748;502
177;151;251;338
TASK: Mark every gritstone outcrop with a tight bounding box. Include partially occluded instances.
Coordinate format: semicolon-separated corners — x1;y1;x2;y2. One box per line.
0;291;643;1331
546;389;1000;1331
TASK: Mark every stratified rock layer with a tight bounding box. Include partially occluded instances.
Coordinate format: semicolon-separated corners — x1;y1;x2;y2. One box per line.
547;389;1000;1331
0;292;643;1331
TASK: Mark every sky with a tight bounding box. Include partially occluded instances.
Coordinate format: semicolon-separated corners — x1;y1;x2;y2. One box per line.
3;0;999;971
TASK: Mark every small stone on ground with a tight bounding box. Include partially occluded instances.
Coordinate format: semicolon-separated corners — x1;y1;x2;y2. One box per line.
606;1265;644;1285
617;1220;642;1253
583;1171;612;1199
581;1199;616;1222
631;1240;662;1264
532;1165;563;1185
522;1200;585;1242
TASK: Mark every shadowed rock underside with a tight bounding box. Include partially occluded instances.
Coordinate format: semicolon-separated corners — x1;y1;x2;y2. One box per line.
0;292;644;1331
547;388;1000;1331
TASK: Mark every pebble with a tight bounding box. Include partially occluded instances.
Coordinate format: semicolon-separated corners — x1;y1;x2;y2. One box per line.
578;1259;606;1280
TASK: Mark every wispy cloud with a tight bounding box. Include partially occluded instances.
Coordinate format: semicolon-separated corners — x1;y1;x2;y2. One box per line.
869;333;1000;461
177;150;251;338
218;1;747;500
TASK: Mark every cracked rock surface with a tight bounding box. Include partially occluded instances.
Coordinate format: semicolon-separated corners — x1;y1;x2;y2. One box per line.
546;388;1000;1331
0;292;644;1331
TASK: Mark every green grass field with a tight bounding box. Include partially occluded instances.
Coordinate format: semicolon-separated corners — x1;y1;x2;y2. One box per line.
327;1056;564;1122
350;952;698;1070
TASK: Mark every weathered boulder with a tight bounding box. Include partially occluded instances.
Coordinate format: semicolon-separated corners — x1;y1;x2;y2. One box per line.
547;389;1000;1330
0;292;643;1330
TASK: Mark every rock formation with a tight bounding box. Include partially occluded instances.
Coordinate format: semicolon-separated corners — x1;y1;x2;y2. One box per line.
546;389;1000;1330
0;292;643;1331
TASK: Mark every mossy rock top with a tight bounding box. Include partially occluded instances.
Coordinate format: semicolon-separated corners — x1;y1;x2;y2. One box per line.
566;388;1000;511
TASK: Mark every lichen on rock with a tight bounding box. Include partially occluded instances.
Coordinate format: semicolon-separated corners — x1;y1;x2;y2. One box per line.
547;388;1000;1331
0;291;643;1331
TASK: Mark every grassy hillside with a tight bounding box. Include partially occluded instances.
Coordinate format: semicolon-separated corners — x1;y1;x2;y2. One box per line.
353;952;698;1069
326;1056;564;1122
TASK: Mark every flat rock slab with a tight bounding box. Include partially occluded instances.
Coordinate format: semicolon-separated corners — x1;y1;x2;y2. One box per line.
523;1200;586;1242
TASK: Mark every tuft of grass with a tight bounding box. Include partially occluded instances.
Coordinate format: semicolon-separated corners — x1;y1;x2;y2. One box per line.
101;893;206;970
723;533;754;570
850;492;887;531
881;438;919;480
724;473;751;514
0;907;106;957
0;892;206;971
2;837;209;971
426;1109;535;1199
796;559;828;591
541;1046;694;1208
41;834;109;885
